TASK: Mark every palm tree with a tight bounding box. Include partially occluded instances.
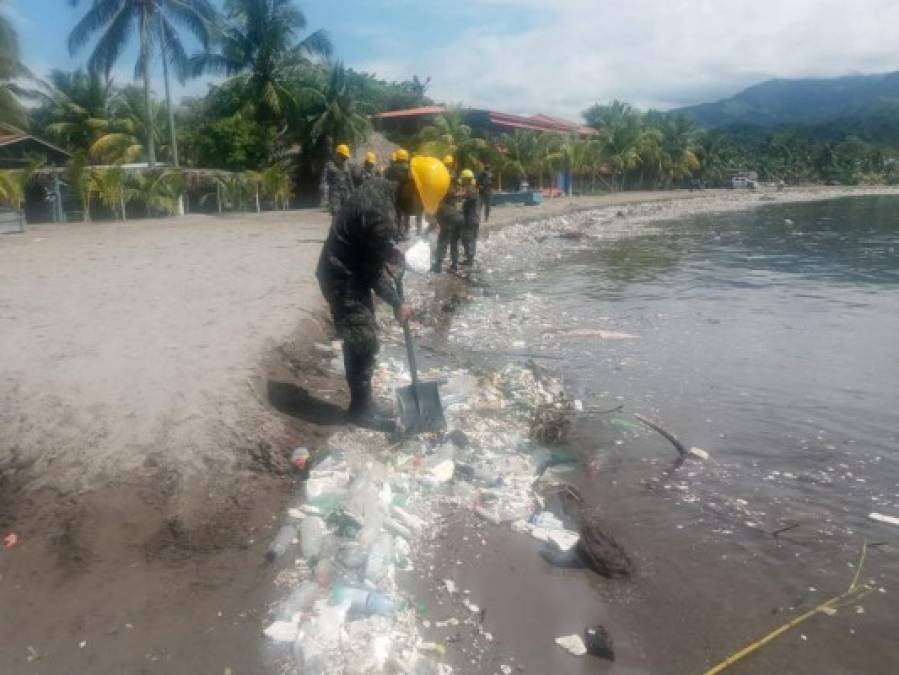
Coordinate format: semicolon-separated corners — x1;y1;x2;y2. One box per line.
417;106;487;168
129;169;184;215
583;99;638;131
69;0;217;165
0;169;26;208
66;151;94;221
695;128;734;186
262;164;292;209
40;69;115;150
89;165;129;220
0;2;34;127
656;115;700;187
598;115;643;191
296;62;369;161
500;130;540;187
192;0;332;119
111;84;170;160
38;69;145;163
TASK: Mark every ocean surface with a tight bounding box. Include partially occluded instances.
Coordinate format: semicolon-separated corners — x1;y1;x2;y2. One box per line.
444;195;899;673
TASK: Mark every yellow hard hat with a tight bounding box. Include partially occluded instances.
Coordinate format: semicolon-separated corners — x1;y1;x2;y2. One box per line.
395;148;410;162
443;154;454;167
336;144;351;158
410;156;450;216
365;151;376;164
460;168;475;181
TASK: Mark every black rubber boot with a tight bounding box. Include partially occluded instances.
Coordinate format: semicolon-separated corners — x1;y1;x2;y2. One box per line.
348;385;396;432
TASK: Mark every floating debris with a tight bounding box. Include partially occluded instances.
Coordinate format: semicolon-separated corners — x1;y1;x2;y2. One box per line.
869;512;899;527
555;633;587;656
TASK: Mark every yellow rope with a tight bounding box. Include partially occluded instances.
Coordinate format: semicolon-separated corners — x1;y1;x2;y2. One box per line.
703;543;871;675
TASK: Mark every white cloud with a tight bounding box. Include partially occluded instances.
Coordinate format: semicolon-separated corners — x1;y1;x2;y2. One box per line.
353;0;899;119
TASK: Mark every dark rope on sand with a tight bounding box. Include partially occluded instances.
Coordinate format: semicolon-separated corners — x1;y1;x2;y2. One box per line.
633;413;688;457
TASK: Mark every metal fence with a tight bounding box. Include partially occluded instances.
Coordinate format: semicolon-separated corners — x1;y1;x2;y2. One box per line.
0;207;24;234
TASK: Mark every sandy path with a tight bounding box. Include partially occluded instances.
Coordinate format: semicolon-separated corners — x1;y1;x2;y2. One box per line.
0;211;330;494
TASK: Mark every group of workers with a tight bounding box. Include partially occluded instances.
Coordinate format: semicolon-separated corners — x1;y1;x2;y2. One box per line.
316;142;494;429
323;143;494;273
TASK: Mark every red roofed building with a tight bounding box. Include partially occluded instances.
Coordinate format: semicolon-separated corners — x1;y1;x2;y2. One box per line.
371;106;595;138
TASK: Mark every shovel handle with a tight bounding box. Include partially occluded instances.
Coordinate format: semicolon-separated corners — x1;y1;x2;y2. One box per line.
394;275;420;387
402;321;420;387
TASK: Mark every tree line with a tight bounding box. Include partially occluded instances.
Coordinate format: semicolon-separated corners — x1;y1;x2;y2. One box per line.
1;1;897;219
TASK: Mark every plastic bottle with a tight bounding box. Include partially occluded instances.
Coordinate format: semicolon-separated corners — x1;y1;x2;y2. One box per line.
340;541;367;569
265;524;298;562
330;584;398;617
300;516;326;561
365;533;394;585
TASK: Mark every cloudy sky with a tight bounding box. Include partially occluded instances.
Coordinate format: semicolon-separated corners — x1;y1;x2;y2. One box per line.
11;0;899;120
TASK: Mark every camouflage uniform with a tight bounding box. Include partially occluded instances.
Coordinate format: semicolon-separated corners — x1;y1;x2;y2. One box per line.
324;159;356;219
385;160;420;238
360;163;381;183
461;182;480;265
477;168;494;222
432;178;465;273
316;178;402;413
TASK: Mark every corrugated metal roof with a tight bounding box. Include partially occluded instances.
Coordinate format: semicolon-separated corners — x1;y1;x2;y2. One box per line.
0;133;71;156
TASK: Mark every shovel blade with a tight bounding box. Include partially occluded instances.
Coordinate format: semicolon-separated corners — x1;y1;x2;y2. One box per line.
396;381;446;433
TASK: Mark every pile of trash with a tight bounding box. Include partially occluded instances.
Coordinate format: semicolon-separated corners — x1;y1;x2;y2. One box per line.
262;353;592;674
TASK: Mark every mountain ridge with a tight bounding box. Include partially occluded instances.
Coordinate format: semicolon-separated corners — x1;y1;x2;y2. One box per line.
673;71;899;132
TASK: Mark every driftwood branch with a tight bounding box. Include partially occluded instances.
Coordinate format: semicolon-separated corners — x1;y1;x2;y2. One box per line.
633;413;688;457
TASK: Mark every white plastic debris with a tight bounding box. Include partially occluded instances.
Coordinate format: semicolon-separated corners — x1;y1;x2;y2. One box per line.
405;239;432;275
263;616;300;643
294;600;350;674
443;579;457;595
869;512;899;527
688;446;710;460
555;633;587;656
427;459;455;485
462;598;480;614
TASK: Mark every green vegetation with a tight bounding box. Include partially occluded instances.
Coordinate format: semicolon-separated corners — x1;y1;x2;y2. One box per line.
0;1;897;222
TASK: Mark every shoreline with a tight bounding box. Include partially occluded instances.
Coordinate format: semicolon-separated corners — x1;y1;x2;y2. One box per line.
2;186;897;673
257;184;899;674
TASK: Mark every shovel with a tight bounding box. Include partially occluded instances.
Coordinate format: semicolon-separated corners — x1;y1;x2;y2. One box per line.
394;276;446;433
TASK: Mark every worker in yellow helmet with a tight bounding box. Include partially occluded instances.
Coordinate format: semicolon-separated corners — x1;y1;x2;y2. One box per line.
384;148;419;238
316;161;449;430
459;169;480;266
323;143;355;222
443;154;455;175
361;151;380;181
432;166;466;273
